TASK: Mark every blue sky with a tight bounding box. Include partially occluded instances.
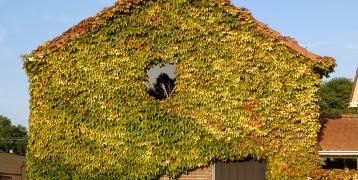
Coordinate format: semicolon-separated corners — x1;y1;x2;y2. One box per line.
0;0;357;127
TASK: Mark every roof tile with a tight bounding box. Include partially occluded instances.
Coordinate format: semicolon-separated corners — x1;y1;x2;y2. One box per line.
319;114;358;151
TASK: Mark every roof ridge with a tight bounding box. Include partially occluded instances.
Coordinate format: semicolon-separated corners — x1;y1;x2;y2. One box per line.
323;114;358;118
32;1;123;55
32;1;329;63
254;20;320;60
236;8;322;60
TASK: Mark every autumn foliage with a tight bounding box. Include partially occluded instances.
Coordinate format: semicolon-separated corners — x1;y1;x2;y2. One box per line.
24;0;337;179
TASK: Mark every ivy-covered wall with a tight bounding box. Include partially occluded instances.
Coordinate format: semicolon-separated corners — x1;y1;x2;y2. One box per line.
24;0;335;179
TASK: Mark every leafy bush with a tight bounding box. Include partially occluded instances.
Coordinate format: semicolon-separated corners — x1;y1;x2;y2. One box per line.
309;169;358;179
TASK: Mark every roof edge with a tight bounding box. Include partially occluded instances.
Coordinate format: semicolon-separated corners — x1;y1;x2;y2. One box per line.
239;9;335;76
30;1;335;74
254;20;321;60
322;114;358;118
319;151;358;157
0;152;26;157
32;1;128;56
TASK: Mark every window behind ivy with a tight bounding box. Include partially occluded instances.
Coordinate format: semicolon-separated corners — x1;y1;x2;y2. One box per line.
145;63;176;100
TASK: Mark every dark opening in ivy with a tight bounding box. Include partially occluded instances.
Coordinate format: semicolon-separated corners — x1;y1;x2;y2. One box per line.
145;63;176;100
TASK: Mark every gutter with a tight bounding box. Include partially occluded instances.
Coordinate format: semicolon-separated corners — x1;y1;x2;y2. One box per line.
319;151;358;157
349;101;358;108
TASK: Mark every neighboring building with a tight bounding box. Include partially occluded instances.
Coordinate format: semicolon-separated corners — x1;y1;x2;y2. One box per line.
319;69;358;170
24;0;335;179
0;153;26;180
349;68;358;107
319;114;358;170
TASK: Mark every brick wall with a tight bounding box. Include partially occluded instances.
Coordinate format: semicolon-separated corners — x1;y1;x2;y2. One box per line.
160;165;213;180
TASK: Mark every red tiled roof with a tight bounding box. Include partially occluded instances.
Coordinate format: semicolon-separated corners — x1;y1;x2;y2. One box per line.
319;114;358;151
254;20;321;60
32;1;327;62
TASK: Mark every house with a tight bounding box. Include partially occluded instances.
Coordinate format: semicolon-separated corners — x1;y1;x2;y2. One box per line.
0;153;26;180
24;0;336;179
319;114;358;170
318;70;358;170
349;68;358;107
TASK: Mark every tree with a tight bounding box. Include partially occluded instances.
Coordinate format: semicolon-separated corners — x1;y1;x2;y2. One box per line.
0;115;28;155
318;77;358;115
